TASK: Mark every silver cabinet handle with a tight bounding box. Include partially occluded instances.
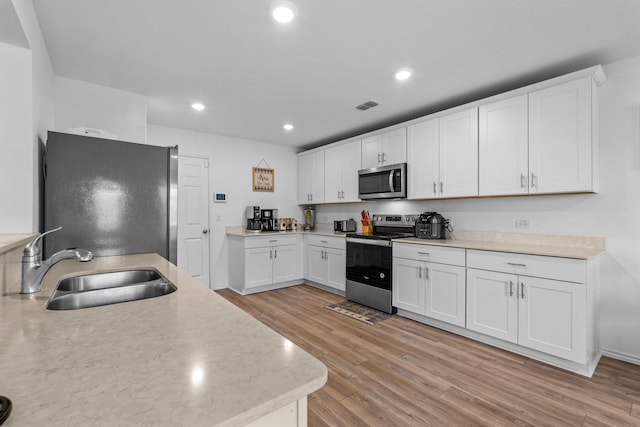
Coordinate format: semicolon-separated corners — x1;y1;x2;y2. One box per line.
270;249;273;259
433;182;437;195
509;280;514;297
440;181;444;194
507;262;527;268
531;173;537;189
520;173;527;189
377;153;382;164
321;240;328;244
520;282;525;299
274;249;277;259
341;190;345;198
425;267;429;280
381;153;386;163
417;266;422;279
310;193;313;201
417;251;430;255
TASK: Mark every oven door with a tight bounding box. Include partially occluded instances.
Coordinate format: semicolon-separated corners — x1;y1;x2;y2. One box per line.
345;238;392;290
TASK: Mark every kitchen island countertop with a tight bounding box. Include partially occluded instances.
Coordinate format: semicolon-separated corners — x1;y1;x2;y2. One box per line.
0;253;327;426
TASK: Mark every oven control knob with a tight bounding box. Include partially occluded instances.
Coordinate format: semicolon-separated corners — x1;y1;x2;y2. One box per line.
380;273;385;279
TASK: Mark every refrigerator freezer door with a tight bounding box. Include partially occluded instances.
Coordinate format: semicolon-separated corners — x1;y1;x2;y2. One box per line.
44;131;178;263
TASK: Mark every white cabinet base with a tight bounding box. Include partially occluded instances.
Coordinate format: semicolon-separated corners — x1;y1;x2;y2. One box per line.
396;309;601;377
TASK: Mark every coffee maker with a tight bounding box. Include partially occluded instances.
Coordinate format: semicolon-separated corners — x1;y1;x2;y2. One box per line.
260;209;278;231
246;206;261;232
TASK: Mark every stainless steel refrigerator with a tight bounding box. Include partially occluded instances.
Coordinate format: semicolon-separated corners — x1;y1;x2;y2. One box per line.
44;131;178;263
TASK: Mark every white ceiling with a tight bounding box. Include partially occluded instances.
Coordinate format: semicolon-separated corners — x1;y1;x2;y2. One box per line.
31;0;640;150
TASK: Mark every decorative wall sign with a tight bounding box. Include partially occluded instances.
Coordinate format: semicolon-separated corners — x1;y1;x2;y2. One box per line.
253;162;274;192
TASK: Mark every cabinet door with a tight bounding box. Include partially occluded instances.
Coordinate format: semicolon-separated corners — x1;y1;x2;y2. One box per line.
273;245;300;283
518;276;586;363
361;135;382;169
466;268;518;343
407;119;439;199
529;77;592;193
245;247;273;288
425;263;466;327
325;248;346;291
479;95;529;196
340;140;362;202
439;107;479;198
392;258;425;314
310;151;325;203
297;153;313;204
306;245;326;284
381;128;407;165
324;145;343;203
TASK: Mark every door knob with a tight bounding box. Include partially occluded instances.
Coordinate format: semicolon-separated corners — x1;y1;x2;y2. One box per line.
202;229;209;234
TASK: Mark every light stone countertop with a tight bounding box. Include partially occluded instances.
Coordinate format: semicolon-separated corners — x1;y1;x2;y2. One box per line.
395;230;606;259
0;253;327;426
0;233;36;255
226;224;347;238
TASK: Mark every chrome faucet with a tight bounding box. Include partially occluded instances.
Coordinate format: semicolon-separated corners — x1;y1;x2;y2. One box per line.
21;227;94;294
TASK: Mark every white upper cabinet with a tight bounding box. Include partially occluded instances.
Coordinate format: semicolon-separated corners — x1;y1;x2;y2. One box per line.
361;128;407;169
297;151;324;204
479;95;529;196
407;118;439;199
439;108;479;198
407;108;478;199
324;140;361;203
529;76;594;194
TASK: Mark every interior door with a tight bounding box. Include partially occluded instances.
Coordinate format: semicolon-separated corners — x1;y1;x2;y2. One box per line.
178;156;210;287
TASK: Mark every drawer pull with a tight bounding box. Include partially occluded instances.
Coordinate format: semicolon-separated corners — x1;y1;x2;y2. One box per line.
417;266;422;279
321;240;328;244
507;262;527;268
417;252;430;255
509;280;514;297
269;239;278;243
520;282;525;299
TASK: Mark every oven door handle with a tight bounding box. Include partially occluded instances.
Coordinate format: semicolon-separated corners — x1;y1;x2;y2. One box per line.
346;237;392;247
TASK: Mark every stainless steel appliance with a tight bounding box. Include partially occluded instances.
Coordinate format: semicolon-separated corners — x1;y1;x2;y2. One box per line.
260;209;278;231
44;131;178;263
358;163;407;200
415;212;450;239
334;219;357;232
346;214;418;314
246;206;262;232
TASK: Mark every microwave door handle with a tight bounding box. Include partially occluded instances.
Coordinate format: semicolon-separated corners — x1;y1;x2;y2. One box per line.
389;170;394;192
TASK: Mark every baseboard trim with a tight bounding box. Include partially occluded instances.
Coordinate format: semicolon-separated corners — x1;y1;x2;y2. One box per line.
600;349;640;366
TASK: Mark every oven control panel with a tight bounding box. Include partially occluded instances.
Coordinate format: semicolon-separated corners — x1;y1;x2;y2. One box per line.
372;214;419;226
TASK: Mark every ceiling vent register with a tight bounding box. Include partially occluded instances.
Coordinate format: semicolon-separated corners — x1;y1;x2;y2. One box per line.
355;100;379;111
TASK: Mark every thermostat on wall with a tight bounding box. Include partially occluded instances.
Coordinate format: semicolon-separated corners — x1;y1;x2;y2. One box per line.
214;193;227;203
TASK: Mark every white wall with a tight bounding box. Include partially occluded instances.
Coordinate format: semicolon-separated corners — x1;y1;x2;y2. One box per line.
0;41;33;233
147;124;300;289
54;76;147;143
315;55;640;362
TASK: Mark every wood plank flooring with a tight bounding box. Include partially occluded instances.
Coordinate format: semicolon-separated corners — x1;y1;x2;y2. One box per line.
216;285;640;426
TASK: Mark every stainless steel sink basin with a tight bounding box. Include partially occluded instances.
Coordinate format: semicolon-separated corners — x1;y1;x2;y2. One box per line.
47;270;176;311
56;269;163;292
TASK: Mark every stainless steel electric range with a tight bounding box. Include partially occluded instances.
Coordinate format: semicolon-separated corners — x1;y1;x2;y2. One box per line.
345;214;418;314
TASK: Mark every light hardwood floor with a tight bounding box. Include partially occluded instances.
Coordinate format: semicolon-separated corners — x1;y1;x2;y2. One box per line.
217;285;640;426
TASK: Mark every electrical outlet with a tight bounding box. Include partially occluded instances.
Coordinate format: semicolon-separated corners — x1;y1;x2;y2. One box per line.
515;219;530;229
216;214;222;222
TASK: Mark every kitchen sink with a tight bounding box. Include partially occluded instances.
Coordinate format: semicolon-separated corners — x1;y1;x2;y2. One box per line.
55;269;163;292
47;270;176;310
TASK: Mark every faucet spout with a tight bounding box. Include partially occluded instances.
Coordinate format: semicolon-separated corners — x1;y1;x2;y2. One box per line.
20;228;94;294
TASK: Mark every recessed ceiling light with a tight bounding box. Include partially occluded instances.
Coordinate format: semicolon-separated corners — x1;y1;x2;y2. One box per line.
394;68;413;81
191;103;205;111
272;2;296;23
283;123;294;131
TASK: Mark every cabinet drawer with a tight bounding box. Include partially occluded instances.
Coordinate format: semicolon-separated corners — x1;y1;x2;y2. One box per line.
306;234;346;250
393;243;465;266
467;250;586;283
245;235;298;249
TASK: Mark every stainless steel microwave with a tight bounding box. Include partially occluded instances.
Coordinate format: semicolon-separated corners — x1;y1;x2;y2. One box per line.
358;163;406;200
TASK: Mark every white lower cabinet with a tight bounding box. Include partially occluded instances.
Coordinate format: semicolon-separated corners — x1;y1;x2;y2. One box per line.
229;235;303;294
392;243;466;327
305;235;346;292
466;250;589;364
